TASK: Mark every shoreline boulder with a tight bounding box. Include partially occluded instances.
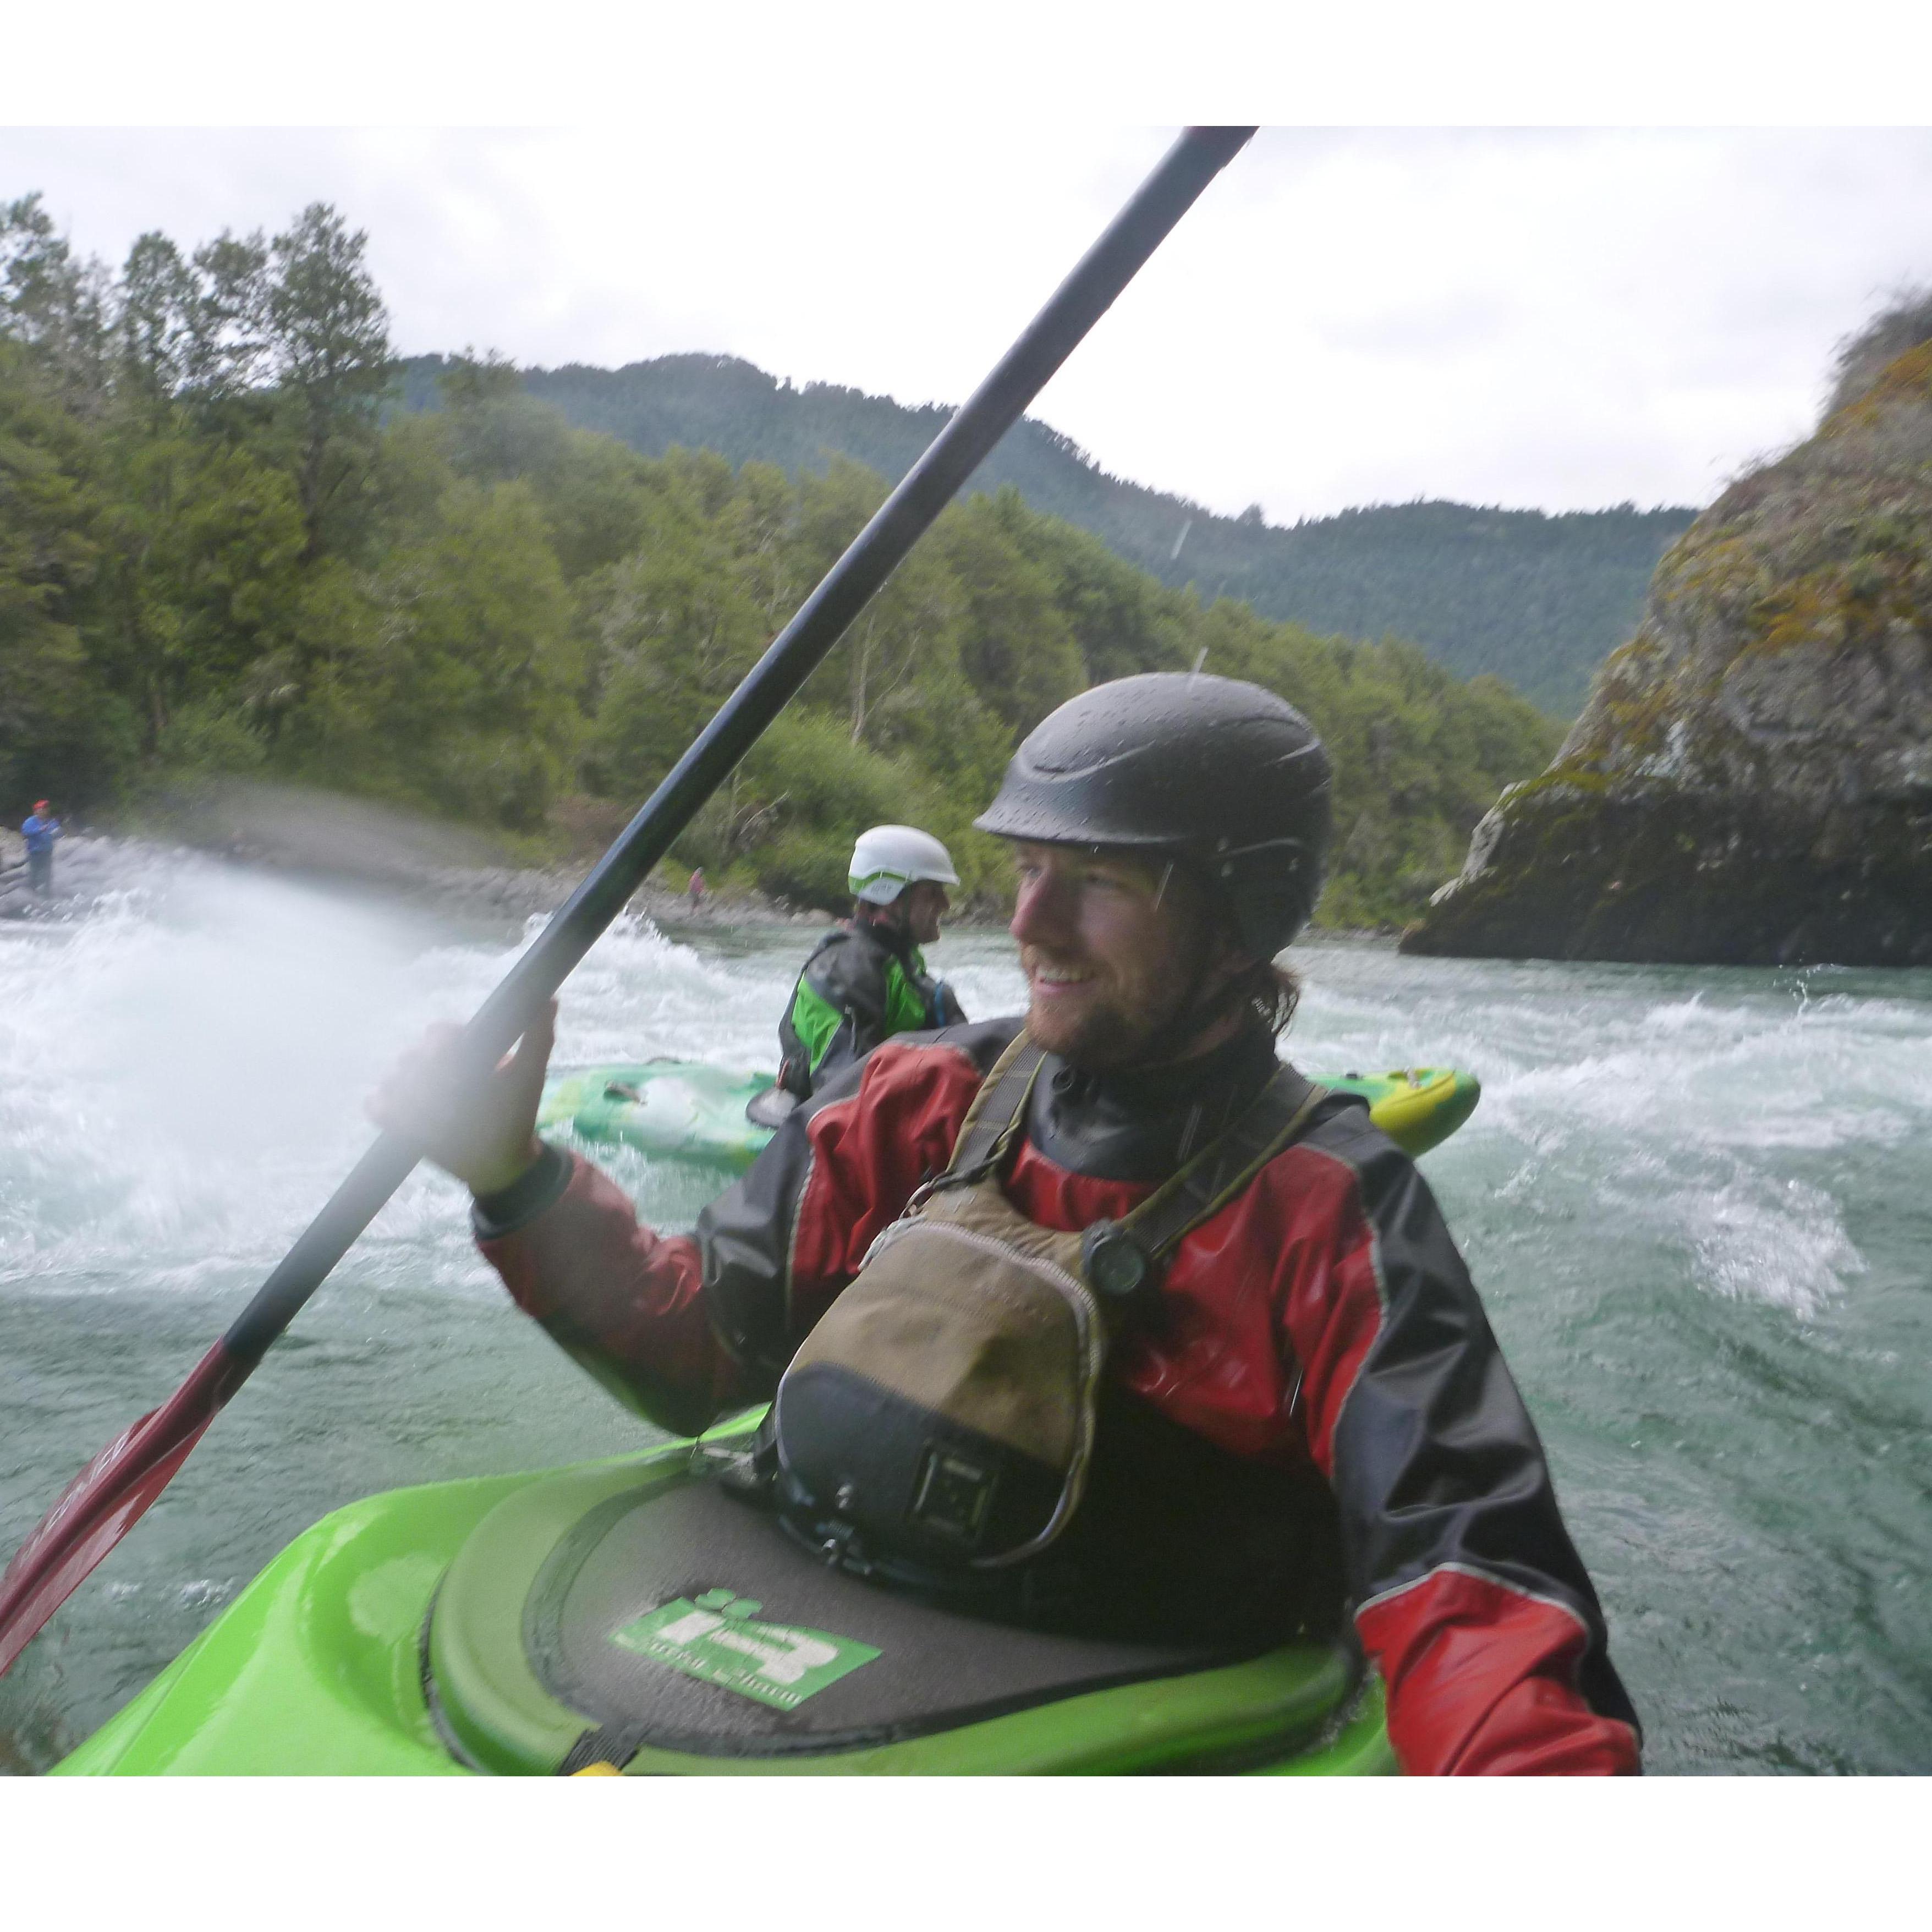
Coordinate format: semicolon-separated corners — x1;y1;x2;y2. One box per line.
1404;334;1932;968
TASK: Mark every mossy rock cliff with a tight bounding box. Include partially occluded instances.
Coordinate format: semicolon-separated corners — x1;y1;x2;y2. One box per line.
1403;334;1932;967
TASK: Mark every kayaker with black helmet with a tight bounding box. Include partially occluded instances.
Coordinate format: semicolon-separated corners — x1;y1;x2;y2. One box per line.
372;672;1641;1776
770;825;966;1105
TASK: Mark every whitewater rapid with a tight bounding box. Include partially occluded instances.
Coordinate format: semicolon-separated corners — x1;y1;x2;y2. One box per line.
3;842;1928;1771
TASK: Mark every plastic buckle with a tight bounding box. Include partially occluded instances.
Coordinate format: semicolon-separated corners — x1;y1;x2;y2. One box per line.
816;1514;874;1578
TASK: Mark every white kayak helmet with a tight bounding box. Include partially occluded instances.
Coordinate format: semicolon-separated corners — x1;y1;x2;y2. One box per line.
849;825;959;905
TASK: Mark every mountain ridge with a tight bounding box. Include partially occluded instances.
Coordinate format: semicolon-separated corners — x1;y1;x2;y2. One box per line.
398;350;1697;716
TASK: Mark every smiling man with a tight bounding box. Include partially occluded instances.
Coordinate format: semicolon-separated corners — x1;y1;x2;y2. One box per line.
374;672;1639;1775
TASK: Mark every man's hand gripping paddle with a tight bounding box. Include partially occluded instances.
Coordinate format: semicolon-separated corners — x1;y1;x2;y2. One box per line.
0;128;1256;1677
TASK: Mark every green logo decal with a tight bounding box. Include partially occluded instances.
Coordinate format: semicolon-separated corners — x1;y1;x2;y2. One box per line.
611;1589;881;1710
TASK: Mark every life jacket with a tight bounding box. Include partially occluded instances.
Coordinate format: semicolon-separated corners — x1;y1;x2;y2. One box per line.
759;1031;1330;1590
776;921;960;1100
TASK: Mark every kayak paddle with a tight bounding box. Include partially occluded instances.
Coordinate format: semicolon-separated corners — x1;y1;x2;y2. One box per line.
0;127;1258;1676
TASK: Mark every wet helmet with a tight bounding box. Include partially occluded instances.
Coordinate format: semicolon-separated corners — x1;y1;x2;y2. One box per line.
974;673;1332;956
848;825;959;905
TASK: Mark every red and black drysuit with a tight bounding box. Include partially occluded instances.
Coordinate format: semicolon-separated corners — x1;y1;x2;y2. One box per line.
475;1016;1641;1775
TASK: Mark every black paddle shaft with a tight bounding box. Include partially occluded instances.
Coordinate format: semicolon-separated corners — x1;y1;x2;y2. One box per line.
221;127;1255;1366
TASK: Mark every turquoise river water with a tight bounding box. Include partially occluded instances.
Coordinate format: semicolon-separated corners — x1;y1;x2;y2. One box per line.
2;843;1928;1773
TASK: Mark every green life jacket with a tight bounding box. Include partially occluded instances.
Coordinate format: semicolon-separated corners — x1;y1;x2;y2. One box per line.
777;920;957;1099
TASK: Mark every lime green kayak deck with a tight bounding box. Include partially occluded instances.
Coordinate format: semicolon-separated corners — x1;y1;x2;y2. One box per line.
54;1425;1395;1777
541;1059;1480;1172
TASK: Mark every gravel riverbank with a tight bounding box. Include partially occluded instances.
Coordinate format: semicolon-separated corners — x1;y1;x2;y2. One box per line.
4;781;822;931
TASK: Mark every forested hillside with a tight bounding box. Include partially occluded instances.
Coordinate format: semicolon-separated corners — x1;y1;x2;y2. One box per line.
4;196;1561;927
400;353;1695;716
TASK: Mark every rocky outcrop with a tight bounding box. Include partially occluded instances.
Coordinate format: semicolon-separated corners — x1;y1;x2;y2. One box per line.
1403;332;1932;967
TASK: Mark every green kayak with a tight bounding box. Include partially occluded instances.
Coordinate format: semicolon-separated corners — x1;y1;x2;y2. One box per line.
540;1060;1481;1171
53;1413;1395;1776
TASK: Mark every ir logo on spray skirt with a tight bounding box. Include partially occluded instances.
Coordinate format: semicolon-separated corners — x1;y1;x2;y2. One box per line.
611;1589;881;1709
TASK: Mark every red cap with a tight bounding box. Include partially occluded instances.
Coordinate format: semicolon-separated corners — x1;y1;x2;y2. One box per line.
33;800;50;813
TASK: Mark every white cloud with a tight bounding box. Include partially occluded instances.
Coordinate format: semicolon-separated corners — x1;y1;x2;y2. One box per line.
6;125;1932;522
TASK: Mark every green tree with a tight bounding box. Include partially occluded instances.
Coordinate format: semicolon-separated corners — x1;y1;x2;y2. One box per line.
1;194;111;410
116;232;197;414
935;491;1085;734
431;354;656;580
583;503;769;799
994;489;1193;683
263;204;394;562
0;343;129;806
182;230;272;400
297;480;580;828
91;423;306;751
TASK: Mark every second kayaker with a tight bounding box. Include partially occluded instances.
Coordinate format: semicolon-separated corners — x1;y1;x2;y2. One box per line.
772;824;967;1104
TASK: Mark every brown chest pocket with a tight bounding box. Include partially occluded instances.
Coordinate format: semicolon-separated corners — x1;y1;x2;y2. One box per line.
767;1030;1326;1580
773;1188;1104;1569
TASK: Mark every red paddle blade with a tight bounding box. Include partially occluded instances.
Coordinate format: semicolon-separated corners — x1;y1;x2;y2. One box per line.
0;1342;250;1677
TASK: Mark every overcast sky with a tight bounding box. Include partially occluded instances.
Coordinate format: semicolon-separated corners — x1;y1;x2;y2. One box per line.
8;124;1932;525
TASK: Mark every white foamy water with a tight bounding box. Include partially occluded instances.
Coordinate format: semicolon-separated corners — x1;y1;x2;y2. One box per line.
1;857;1915;1327
1299;958;1931;1323
0;848;1031;1303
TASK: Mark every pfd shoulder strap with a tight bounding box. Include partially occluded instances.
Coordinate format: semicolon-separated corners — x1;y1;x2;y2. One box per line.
927;1032;1329;1315
1119;1066;1326;1265
1078;1066;1330;1318
942;1030;1047;1183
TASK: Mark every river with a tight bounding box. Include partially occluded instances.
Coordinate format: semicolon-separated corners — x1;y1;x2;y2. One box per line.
2;842;1928;1774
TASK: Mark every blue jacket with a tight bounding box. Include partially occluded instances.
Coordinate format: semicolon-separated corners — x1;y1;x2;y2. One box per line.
22;813;61;855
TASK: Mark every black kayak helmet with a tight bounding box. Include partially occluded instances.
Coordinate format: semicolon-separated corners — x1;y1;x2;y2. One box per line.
974;672;1332;957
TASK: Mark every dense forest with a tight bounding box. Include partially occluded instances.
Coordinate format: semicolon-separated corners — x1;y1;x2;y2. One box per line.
4;196;1562;927
400;353;1696;716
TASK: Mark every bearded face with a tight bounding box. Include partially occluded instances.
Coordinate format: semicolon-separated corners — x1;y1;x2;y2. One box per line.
1006;843;1236;1070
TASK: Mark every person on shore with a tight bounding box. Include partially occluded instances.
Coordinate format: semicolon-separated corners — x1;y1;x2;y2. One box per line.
771;825;966;1102
21;801;61;897
687;866;707;913
371;673;1640;1775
